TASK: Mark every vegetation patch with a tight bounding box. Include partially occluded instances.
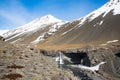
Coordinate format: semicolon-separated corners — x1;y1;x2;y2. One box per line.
3;73;23;80
7;64;24;69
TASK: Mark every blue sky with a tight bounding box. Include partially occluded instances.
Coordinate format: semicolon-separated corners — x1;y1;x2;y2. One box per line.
0;0;108;30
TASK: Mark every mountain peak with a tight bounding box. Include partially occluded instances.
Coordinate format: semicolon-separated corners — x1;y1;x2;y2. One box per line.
3;14;65;41
41;14;57;19
35;14;62;24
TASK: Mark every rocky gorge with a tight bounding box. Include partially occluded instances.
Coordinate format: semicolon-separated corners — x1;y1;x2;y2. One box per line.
40;44;120;80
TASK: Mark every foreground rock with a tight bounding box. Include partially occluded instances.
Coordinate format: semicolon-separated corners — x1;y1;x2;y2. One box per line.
1;38;120;80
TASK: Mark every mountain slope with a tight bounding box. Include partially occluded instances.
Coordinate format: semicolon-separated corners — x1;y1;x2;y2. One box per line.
38;0;120;50
3;15;66;44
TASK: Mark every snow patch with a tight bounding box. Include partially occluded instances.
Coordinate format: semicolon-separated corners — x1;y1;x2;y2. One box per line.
71;62;106;72
99;21;103;25
32;22;65;44
93;24;96;27
55;57;60;62
31;34;45;44
100;44;107;46
62;27;76;35
106;40;119;43
5;32;25;41
93;20;104;27
100;40;119;46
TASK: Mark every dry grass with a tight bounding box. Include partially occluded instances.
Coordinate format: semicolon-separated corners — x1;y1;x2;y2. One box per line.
37;43;91;50
7;64;24;69
37;40;120;50
37;40;102;50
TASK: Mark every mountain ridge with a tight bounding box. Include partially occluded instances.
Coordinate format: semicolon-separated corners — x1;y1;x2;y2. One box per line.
37;0;120;50
3;15;66;44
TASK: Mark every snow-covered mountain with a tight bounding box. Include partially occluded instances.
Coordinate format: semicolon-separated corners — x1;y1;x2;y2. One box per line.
77;0;120;26
3;0;120;48
38;0;120;50
4;15;66;44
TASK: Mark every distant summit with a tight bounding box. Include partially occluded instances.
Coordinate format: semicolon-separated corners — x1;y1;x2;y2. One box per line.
35;14;62;24
3;15;65;44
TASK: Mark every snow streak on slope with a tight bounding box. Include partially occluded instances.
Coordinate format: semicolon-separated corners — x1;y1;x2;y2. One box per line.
78;0;120;26
32;22;65;44
71;62;106;72
100;40;119;46
106;40;119;43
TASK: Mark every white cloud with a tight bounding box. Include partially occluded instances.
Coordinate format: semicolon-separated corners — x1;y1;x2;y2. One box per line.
0;10;26;25
0;0;35;29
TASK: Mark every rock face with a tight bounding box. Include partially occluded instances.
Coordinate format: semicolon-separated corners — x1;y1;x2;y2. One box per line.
87;45;120;80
